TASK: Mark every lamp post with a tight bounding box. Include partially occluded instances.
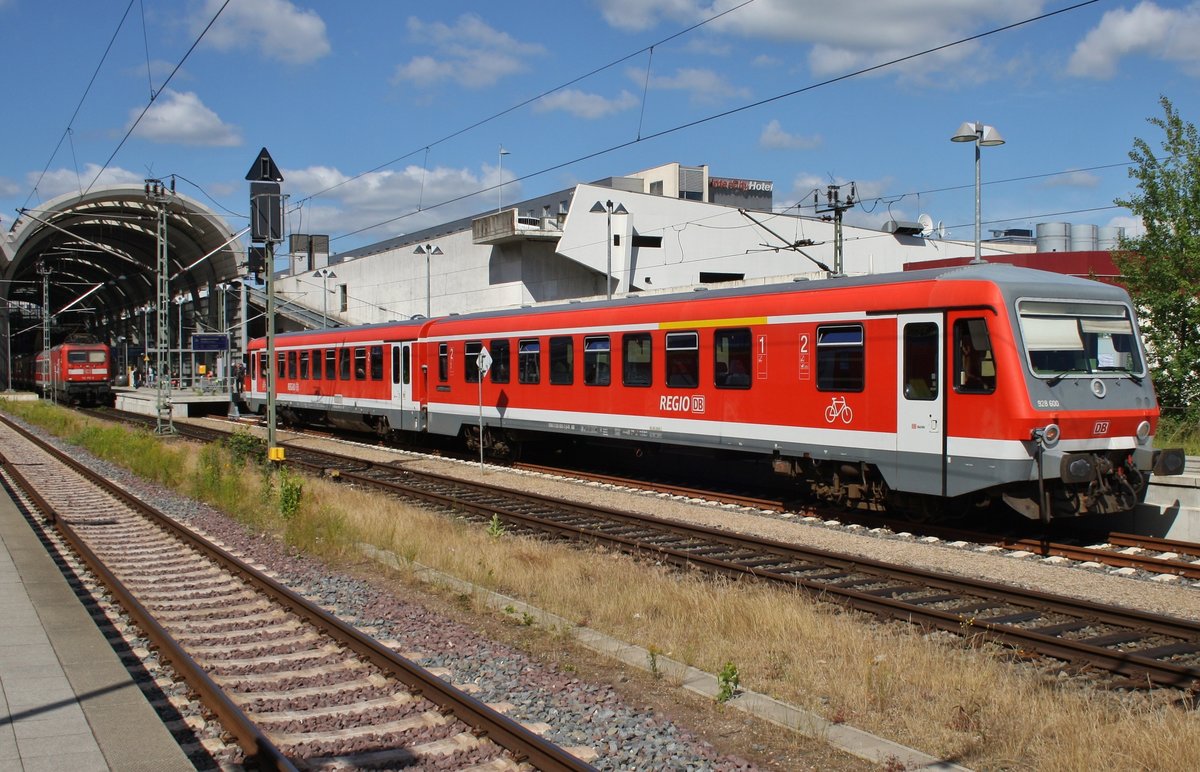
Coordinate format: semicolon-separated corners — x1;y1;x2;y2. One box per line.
588;199;627;300
412;244;443;318
311;268;337;328
950;121;1005;264
498;145;510;212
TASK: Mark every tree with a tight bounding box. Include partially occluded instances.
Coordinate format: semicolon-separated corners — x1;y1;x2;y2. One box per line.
1113;96;1200;420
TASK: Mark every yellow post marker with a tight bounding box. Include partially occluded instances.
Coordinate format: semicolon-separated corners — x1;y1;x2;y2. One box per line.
268;446;286;462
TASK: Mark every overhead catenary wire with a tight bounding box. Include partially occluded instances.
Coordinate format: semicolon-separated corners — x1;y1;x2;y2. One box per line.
329;0;1104;246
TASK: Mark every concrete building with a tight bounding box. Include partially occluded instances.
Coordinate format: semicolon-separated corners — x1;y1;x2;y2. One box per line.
272;162;1033;328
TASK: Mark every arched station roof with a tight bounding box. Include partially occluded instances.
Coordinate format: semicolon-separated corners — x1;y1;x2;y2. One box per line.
1;185;244;349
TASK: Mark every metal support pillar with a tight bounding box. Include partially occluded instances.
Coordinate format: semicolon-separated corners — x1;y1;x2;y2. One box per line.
148;179;175;434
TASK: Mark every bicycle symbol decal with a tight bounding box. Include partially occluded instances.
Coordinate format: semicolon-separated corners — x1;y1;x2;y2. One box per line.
824;396;854;424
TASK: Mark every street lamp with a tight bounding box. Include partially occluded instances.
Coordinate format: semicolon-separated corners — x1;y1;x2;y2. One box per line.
412;244;443;318
950;121;1005;264
589;199;627;300
498;145;510;212
311;268;337;328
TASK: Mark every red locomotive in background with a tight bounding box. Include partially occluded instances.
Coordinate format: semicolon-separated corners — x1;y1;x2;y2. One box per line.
244;263;1185;522
14;335;113;405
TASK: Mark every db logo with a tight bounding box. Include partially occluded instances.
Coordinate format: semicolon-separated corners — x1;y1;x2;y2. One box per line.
659;394;706;414
1093;421;1109;435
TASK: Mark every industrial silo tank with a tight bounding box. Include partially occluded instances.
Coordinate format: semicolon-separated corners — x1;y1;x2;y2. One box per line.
1070;223;1097;251
1036;222;1070;252
1096;226;1125;250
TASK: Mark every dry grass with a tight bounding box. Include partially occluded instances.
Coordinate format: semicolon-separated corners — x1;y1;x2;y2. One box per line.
313;480;1200;771
8;403;1200;770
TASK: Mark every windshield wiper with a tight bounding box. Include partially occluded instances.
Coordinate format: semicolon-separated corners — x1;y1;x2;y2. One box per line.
1098;367;1143;385
1046;371;1073;386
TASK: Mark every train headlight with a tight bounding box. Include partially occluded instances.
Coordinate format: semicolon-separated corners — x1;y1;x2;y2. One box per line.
1032;423;1060;448
1136;420;1152;445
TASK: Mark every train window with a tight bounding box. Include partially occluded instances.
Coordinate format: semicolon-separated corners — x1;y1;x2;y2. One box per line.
299;351;310;380
324;349;335;379
954;319;996;394
622;333;652;387
438;343;449;382
1018;300;1144;378
257;353;267;380
714;328;752;389
370;346;383;380
338;347;351;380
583;336;610;386
402;345;411;385
816;325;864;392
277;352;286;379
313;349;322;380
665;331;699;388
903;323;939;401
465;340;483;383
490;339;510;384
549;336;573;385
354;347;367;380
518;339;540;384
286;352;297;379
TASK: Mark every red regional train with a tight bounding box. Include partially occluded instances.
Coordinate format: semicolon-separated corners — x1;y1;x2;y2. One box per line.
243;263;1186;522
14;337;113;405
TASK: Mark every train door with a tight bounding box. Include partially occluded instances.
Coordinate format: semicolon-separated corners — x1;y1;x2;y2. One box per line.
896;314;945;495
392;343;417;430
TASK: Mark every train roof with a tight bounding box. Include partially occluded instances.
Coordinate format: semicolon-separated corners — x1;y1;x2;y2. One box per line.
257;263;1129;347
430;262;1129;325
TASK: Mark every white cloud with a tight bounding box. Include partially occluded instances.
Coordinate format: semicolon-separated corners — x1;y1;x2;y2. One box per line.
601;0;1041;84
759;120;821;150
130;89;241;147
534;89;639;119
1068;2;1200;79
392;14;545;89
197;0;330;65
284;162;516;239
26;164;143;202
641;67;750;103
1106;214;1145;238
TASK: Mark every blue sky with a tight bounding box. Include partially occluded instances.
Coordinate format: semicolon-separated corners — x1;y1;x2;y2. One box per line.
2;0;1198;258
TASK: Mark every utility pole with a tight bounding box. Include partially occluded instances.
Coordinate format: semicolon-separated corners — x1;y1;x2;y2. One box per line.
146;178;176;433
814;182;856;277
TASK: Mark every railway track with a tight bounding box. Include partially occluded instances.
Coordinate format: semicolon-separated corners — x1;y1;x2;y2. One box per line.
81;406;1200;579
0;413;595;771
69;409;1200;687
245;439;1200;690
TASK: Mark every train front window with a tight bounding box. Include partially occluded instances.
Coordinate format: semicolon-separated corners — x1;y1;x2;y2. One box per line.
1018;300;1144;379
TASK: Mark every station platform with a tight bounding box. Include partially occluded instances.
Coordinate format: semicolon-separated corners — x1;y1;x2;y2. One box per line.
0;483;192;770
113;385;237;420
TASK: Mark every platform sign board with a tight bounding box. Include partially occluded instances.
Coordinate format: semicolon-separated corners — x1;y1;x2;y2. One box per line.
192;333;230;351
